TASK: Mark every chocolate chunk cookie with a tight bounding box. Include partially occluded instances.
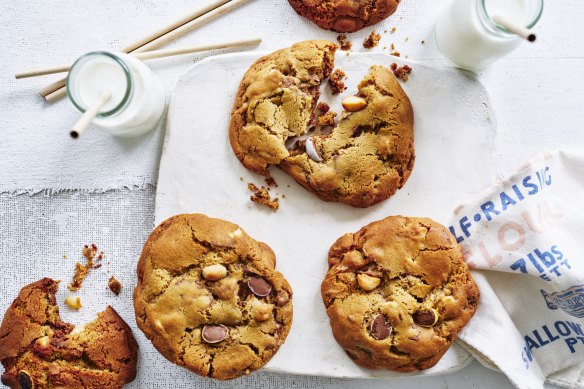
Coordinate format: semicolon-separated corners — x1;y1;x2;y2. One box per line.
288;0;402;33
321;216;479;371
133;214;293;380
229;40;414;208
0;278;138;388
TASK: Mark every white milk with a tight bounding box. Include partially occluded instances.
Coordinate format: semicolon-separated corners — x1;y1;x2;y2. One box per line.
67;51;165;137
435;0;543;70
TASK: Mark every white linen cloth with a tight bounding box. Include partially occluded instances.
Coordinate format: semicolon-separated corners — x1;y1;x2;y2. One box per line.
448;150;584;389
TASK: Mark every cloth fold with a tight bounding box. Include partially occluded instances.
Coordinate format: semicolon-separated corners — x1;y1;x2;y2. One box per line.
449;150;584;389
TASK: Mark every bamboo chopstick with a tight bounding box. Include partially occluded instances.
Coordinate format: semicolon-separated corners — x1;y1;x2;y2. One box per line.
41;0;254;103
17;38;261;79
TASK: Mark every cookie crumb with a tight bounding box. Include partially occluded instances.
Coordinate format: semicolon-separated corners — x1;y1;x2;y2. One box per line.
108;276;122;295
390;63;413;82
68;243;103;291
317;111;337;127
328;69;347;95
390;50;401;57
317;102;330;113
265;176;278;187
421;40;426;44
391;27;397;34
363;31;381;48
248;183;279;211
239;176;244;181
336;35;352;51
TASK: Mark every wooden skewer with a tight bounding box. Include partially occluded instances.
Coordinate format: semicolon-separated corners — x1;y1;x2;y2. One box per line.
492;15;536;42
70;90;112;139
17;38;261;79
40;0;254;103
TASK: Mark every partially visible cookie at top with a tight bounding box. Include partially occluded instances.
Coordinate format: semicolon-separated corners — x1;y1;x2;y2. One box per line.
288;0;402;33
321;216;479;372
0;278;138;388
229;40;415;208
134;214;293;381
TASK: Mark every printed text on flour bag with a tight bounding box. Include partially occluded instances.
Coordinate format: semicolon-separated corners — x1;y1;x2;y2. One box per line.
448;166;570;281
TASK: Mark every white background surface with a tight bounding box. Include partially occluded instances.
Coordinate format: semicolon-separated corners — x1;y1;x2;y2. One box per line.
1;0;584;387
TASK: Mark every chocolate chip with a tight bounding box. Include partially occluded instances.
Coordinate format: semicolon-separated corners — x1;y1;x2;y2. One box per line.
413;309;438;327
247;276;272;297
17;371;33;389
370;314;392;340
201;324;229;344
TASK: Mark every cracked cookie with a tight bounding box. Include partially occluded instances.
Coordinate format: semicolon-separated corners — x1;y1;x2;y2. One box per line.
229;40;414;208
321;216;479;371
0;278;138;388
288;0;402;33
133;214;293;381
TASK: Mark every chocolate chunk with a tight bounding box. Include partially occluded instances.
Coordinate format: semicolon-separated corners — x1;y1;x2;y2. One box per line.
370;314;392;340
201;324;229;344
17;371;33;389
247;276;272;297
413;309;437;327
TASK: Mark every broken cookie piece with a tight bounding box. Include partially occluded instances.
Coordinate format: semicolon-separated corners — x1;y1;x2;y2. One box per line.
336;34;352;51
328;68;347;95
317;110;337;127
0;278;138;388
68;243;103;291
248;183;279;211
391;62;413;82
108;276;122;295
363;31;381;48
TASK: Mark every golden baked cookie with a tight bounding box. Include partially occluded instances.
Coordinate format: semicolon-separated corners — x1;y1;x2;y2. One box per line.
0;278;138;388
229;40;414;208
133;214;293;381
288;0;402;33
321;216;479;371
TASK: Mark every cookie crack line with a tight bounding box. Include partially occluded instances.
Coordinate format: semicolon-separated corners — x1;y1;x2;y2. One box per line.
230;41;414;208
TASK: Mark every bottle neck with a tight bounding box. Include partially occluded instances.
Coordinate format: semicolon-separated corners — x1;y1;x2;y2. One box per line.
67;51;134;118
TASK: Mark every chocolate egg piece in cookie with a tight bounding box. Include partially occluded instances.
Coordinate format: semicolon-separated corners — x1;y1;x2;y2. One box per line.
321;216;479;371
133;214;293;381
0;278;138;388
229;40;414;208
288;0;402;33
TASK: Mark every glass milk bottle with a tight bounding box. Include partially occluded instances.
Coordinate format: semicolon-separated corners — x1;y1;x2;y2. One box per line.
435;0;543;70
67;51;165;137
